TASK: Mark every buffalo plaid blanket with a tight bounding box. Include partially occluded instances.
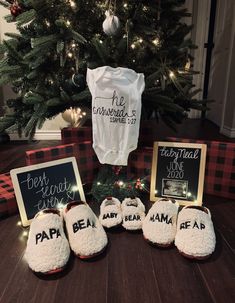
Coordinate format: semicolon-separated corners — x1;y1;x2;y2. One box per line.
26;142;100;185
167;137;235;200
62;127;92;144
0;173;18;218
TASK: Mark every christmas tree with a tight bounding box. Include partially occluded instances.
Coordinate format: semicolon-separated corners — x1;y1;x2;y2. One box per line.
0;0;209;139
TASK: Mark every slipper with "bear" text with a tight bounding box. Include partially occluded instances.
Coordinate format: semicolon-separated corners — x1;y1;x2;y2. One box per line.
64;201;108;259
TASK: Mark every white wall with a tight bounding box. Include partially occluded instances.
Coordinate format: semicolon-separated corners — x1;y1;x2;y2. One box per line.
184;0;211;119
0;7;68;140
0;7;17;105
207;0;235;137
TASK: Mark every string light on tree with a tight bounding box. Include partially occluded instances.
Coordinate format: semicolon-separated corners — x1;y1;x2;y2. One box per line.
123;3;128;8
152;37;160;46
45;20;50;27
62;107;87;127
185;59;191;71
131;43;136;49
169;71;175;79
67;52;73;58
69;0;76;8
71;42;76;48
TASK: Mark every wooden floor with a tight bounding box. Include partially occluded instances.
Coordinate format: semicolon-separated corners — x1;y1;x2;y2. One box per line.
0;119;235;303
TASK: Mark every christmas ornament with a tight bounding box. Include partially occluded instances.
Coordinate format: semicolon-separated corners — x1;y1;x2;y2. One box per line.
10;1;22;17
63;73;86;93
103;10;120;36
112;166;122;175
135;178;143;190
62;107;87;128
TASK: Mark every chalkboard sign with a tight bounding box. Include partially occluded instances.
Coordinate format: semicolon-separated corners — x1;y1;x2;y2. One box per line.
10;157;85;226
150;142;207;206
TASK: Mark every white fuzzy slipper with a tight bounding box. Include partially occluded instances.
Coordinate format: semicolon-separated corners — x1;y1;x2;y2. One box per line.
64;201;108;259
175;206;216;259
99;197;122;228
122;197;145;230
142;198;179;247
25;209;70;275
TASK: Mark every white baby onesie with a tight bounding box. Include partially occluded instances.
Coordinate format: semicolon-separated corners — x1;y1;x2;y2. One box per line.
87;66;145;166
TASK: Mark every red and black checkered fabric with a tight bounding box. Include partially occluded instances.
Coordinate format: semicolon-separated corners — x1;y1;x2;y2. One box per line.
73;142;100;184
26;143;76;165
167;137;235;200
61;127;92;144
0;173;18;218
138;121;159;148
128;148;153;178
26;142;100;185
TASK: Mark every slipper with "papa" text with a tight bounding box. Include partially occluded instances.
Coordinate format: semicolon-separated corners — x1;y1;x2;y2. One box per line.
25;209;70;275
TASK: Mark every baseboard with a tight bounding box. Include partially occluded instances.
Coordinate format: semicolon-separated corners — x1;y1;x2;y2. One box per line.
9;130;61;141
220;125;235;138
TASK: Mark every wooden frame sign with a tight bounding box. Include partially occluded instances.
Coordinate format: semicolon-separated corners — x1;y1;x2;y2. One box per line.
150;142;207;206
10;157;85;227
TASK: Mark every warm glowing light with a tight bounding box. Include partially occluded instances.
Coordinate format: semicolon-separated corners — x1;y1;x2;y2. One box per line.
97;182;101;186
72;185;78;192
155;190;158;194
133;59;136;63
139;38;143;43
71;43;76;48
152;38;160;46
69;0;76;8
57;203;64;209
131;43;136;49
82;112;86;116
143;6;148;11
68;52;73;58
187;192;192;197
99;40;103;44
169;71;175;79
17;221;22;226
185;60;191;71
66;20;71;26
23;231;28;237
118;181;124;186
123;3;128;8
45;20;50;27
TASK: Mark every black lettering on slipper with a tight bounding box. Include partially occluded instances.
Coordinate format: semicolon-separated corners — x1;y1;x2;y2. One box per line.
149;213;173;225
35;228;61;244
180;221;206;230
125;214;141;221
73;219;96;233
103;213;118;219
